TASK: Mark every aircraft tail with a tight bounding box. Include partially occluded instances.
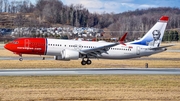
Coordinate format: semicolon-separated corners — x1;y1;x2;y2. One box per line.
130;16;169;47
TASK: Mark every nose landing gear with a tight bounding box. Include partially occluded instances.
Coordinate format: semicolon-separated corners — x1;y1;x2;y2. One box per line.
19;57;23;61
18;54;23;61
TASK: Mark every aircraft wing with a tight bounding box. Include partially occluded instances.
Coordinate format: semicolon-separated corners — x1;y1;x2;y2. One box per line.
80;42;119;57
150;44;174;50
79;33;127;57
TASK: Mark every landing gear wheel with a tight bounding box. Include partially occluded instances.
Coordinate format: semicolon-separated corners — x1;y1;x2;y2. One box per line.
19;58;23;61
81;60;86;65
86;60;92;65
81;56;92;65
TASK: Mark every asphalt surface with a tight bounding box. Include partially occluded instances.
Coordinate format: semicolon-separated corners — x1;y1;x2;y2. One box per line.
0;56;52;60
0;68;180;76
0;44;4;49
1;56;180;61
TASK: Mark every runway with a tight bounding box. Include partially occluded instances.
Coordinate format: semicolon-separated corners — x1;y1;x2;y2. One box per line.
0;56;53;60
0;68;180;76
1;56;180;61
0;44;4;49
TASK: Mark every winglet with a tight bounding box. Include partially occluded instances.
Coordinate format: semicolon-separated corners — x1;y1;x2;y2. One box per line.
119;32;127;45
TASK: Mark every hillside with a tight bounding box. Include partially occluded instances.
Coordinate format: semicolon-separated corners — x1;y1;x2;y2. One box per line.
0;0;180;41
1;7;180;29
0;0;180;31
106;7;180;40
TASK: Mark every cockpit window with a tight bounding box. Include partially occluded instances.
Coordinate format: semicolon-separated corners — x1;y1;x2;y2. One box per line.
11;41;19;44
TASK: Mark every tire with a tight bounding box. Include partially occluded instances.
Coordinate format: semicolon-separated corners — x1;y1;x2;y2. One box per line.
19;58;23;61
81;61;86;65
86;60;92;65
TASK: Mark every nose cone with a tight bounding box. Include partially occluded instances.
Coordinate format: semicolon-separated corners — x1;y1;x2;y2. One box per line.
4;43;11;51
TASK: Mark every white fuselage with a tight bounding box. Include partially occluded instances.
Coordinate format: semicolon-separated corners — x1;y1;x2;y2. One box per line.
46;39;165;59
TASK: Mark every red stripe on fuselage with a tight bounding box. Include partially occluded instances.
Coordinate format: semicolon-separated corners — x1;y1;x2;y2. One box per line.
8;38;46;55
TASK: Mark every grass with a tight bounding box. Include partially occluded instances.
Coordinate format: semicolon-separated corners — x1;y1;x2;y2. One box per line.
162;41;180;50
0;75;180;101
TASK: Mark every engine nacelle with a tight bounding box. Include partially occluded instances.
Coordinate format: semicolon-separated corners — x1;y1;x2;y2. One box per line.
54;49;79;60
54;56;70;61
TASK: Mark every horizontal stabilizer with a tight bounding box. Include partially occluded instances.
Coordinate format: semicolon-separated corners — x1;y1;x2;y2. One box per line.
150;44;174;50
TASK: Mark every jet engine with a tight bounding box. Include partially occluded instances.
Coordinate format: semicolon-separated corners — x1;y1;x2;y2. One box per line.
54;49;79;60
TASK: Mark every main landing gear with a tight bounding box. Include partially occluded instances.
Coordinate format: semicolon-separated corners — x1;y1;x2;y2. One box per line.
81;58;92;65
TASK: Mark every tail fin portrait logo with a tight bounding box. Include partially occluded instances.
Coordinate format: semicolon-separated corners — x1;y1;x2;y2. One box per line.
148;30;161;47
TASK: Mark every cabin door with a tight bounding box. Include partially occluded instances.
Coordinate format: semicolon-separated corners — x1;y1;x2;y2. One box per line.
24;39;30;48
136;46;140;55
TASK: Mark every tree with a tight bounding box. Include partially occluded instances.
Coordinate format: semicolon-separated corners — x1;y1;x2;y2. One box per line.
13;14;27;27
174;30;179;41
19;0;34;13
0;0;3;12
38;0;63;23
163;31;169;41
4;0;9;12
69;4;74;26
168;30;174;42
60;35;68;39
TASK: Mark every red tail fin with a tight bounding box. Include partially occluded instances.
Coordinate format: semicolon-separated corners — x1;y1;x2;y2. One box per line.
159;16;169;22
119;33;127;45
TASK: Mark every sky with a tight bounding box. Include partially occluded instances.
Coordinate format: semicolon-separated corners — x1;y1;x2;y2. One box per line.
61;0;180;14
14;0;180;14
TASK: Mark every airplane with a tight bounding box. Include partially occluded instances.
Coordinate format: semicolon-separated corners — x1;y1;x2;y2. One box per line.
4;16;173;65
